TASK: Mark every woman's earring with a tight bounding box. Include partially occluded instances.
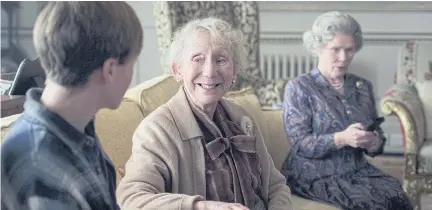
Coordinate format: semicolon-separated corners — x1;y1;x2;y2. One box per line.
229;79;236;89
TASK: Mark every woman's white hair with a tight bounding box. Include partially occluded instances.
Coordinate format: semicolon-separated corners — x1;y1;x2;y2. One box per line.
166;17;247;74
303;11;363;54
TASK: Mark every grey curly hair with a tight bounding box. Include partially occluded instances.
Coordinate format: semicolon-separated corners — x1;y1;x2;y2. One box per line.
303;11;363;54
166;17;247;74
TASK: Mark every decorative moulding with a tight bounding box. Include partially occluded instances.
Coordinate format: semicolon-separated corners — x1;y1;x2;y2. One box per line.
260;31;432;44
0;28;33;37
5;28;432;45
258;2;432;12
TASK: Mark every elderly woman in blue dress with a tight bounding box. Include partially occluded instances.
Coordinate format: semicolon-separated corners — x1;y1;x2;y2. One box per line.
281;11;413;210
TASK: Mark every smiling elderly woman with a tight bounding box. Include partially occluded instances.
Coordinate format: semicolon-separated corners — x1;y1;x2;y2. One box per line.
116;17;293;210
280;11;412;210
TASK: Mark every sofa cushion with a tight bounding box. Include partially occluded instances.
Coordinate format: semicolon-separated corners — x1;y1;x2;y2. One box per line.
0;114;22;143
415;81;432;140
418;139;432;174
95;99;145;185
224;88;268;143
125;74;181;118
261;109;291;171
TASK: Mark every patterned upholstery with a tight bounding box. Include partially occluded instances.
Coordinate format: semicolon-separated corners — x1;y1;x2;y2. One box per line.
152;1;289;107
396;41;432;85
380;41;432;210
415;81;432;175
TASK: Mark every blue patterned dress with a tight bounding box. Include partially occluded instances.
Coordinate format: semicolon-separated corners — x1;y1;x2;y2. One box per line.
281;68;412;210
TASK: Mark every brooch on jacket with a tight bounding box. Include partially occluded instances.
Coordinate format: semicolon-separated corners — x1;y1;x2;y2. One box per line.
240;116;253;136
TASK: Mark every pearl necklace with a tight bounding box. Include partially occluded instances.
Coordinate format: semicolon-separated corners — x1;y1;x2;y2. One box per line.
330;81;344;89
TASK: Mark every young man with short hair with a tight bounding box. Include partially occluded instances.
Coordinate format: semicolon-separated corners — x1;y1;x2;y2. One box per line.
1;2;143;210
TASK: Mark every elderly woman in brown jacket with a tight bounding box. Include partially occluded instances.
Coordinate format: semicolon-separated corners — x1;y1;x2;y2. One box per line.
116;17;293;210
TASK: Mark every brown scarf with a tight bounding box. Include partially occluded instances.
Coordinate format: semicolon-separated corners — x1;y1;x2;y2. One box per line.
184;88;267;209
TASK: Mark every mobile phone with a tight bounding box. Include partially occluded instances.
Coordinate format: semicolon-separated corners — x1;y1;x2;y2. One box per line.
366;117;385;132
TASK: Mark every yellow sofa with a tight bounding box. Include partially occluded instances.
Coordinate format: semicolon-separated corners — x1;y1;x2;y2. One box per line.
0;75;338;210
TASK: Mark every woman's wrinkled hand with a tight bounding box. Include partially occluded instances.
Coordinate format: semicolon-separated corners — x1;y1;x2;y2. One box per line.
194;201;250;210
363;131;382;153
335;123;379;150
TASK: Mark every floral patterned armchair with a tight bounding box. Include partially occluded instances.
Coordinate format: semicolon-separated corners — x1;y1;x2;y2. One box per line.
152;1;290;107
380;41;432;210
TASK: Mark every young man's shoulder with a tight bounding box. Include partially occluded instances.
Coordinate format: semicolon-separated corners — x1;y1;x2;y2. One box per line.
2;114;62;160
1;113;83;183
1;114;103;210
3;116;67;186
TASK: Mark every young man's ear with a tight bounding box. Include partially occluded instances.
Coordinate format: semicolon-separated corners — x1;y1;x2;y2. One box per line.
101;58;118;84
172;62;182;82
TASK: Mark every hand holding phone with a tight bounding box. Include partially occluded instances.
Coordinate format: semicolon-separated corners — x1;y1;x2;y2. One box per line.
366;117;385;132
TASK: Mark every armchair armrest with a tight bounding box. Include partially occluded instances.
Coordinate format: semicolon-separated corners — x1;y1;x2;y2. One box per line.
380;84;425;154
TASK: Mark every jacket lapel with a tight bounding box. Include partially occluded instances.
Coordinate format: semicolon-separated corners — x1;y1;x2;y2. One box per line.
167;87;203;141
